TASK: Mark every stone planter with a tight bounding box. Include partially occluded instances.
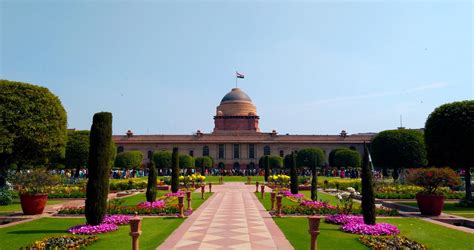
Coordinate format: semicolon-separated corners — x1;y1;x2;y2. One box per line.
416;193;445;216
20;193;48;215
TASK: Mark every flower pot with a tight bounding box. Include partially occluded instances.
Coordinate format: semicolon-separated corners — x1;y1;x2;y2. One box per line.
415;193;445;216
20;193;48;215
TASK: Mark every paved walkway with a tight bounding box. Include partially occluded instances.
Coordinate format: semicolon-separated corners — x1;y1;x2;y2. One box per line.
158;183;293;250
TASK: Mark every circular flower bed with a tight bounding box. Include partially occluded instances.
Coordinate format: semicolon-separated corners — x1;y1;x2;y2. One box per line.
68;223;118;235
325;214;364;225
341;222;400;236
103;215;131;225
137;200;166;209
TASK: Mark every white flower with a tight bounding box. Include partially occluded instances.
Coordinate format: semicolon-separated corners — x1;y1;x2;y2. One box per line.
347;187;356;193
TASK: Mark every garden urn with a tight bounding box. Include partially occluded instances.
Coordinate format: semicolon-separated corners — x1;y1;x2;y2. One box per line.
307;216;322;250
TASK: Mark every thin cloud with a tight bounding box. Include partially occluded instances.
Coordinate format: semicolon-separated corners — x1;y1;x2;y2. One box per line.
306;82;448;105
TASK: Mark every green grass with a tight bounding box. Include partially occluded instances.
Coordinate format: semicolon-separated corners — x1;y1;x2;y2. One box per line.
274;217;474;250
0;217;184;250
117;191;212;210
255;191;343;211
205;176;265;183
0;199;64;212
397;202;474;218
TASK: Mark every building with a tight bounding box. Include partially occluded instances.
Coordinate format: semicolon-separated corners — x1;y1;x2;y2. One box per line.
113;88;374;169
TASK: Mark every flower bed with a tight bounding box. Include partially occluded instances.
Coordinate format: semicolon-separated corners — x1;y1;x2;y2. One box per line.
341;222;400;236
325;214;364;225
68;223;119;235
359;235;426;249
375;185;463;199
109;179;148;191
24;235;98;249
137;200;166;209
58;204;180;215
102;215;131;225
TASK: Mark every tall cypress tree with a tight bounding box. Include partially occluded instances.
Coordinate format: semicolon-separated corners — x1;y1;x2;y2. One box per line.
171;147;180;193
146;161;157;202
289;152;299;194
361;142;376;225
264;156;270;182
85;112;112;226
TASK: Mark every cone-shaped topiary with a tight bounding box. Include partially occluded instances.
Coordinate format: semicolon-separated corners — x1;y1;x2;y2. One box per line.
361;142;376;225
85;112;112;226
171;147;180;193
264;156;270;182
146;161;157;202
289;152;299;194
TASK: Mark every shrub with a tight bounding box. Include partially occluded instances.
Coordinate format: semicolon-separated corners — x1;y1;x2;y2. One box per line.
406;167;461;195
334;149;361;168
171;148;180;193
361;144;376;225
195;156;213;174
23;235;98;249
109;179;147;191
329;148;346;167
288;153;299;194
85;112;112;226
0;187;13;205
146;161;157;202
359;235;426;249
114;151;143;169
12;168;60;194
179;155;194;169
153;151;172;169
296;148;325;201
269;156;283;169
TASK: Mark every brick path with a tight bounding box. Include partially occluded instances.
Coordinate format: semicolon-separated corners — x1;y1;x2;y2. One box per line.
158;183;293;250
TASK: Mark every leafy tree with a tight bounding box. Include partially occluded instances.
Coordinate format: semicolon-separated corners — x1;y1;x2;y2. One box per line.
114;151;143;169
0;80;67;187
287;153;299;194
297;148;325;201
85;112;112;225
65;130;89;178
179;155;195;169
361;143;376;225
425;100;474;201
264;156;270;182
153;151;172;169
371;129;427;180
171;148;180;193
268;156;283;171
329;148;346;167
195;156;213;175
334;149;361;168
146;161;157;202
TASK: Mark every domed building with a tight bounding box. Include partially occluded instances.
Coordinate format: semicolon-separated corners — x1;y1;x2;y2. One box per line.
113;88;374;170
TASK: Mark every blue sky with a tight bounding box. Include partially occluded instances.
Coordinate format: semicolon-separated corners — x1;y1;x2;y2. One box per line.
1;1;472;135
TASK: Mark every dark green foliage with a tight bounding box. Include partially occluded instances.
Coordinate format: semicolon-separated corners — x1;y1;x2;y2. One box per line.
371;129;427;179
114;151;143;169
264;156;270;182
268;156;283;170
85;112;112;225
171;148;179;193
0;187;13;205
195;156;213;174
329;148;346;167
296;148;325;201
425;100;474;201
334;149;361;168
146;161;157;202
179;155;195;169
153;151;172;169
361;143;376;225
0;80;67;187
65;130;89;177
289;153;299;194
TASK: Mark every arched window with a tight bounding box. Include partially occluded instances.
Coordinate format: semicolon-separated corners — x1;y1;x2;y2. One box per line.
264;146;271;156
203;146;209;156
117;146;124;153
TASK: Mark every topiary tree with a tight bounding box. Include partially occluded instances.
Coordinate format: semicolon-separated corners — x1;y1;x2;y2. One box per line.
371;129;427;180
329;148;346;167
425;100;474;201
146;161;157;202
195;156;213;175
264;156;270;182
297;148;325;201
65;130;90;178
334;149;361;168
269;156;283;173
0;80;67;187
114;151;143;169
361;143;376;225
153;151;172;175
85;112;112;225
171;148;180;193
179;155;194;175
286;152;299;194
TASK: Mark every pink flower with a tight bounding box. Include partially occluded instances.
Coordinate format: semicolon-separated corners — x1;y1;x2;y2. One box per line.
103;215;131;225
341;222;400;235
301;200;336;209
166;191;185;197
137;200;166;209
67;223;118;235
325;214;364;225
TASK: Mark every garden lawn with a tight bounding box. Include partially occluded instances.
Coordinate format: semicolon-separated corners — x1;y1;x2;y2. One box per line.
274;217;474;250
0;217;183;250
397;202;474;218
0;199;64;212
205;176;264;183
118;191;212;210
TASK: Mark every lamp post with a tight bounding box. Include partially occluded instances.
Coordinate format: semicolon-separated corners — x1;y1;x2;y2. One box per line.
209;182;212;193
201;185;205;199
261;185;265;199
256;181;259;192
307;216;322;250
129;214;142;250
186;191;192;211
270;192;276;210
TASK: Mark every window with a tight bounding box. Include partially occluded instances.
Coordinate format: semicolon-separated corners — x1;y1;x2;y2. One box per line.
264;146;271;156
189;150;194;157
249;144;255;159
233;144;240;159
218;144;225;159
279;150;284;157
117;146;124;153
202;146;210;156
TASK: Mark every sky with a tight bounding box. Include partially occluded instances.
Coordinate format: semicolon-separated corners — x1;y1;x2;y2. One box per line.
1;0;473;135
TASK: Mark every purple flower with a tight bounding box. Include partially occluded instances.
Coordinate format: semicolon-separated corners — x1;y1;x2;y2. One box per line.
341;222;400;236
280;190;305;199
103;215;132;225
67;223;118;235
301;200;336;209
166;191;185;197
137;200;166;209
325;214;364;225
